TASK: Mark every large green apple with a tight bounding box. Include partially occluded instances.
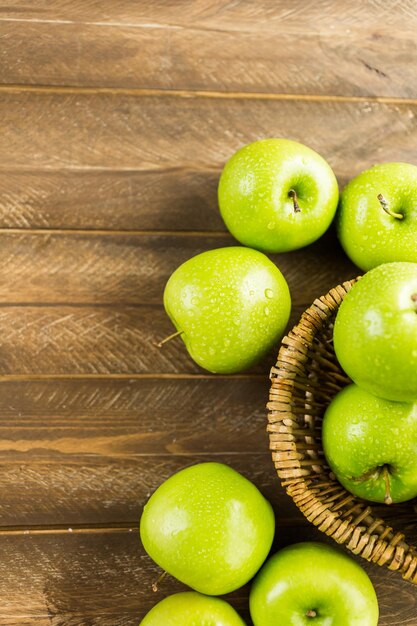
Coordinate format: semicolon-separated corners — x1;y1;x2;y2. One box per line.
140;462;275;595
333;261;417;402
250;542;379;626
140;592;246;626
338;162;417;271
323;384;417;504
218;139;339;253
162;246;291;373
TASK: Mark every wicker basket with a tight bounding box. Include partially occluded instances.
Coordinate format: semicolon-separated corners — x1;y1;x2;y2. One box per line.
267;279;417;583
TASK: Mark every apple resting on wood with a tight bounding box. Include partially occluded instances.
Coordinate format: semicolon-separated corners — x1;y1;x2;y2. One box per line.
161;246;291;373
140;592;246;626
338;162;417;271
218;138;339;253
250;542;379;626
140;462;275;595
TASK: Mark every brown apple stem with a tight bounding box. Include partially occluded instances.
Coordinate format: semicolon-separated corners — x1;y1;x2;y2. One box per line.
152;570;167;592
383;465;393;505
306;609;317;618
377;193;403;220
288;189;301;213
412;293;417;311
155;329;184;349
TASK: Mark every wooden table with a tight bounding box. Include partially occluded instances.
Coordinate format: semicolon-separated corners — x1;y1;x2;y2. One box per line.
1;2;417;624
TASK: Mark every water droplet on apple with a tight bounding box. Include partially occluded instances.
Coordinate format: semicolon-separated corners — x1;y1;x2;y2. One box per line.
249;289;255;296
224;338;231;348
264;306;270;316
191;297;198;306
264;288;274;299
267;221;275;230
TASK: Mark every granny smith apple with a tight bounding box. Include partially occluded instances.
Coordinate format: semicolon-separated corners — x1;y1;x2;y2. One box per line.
323;384;417;504
162;246;291;373
333;261;417;402
250;542;379;626
140;462;275;595
218;138;339;253
140;592;246;626
338;162;417;271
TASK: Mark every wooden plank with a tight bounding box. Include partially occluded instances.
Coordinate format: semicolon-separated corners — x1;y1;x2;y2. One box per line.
0;303;317;375
0;377;269;454
0;527;414;625
0;168;223;230
0;454;293;527
0;18;415;97
1;92;416;177
0;231;356;305
2;0;415;31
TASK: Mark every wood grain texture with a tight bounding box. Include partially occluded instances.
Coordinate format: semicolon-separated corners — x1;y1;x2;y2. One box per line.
0;304;319;375
0;168;223;230
0;231;356;305
0;528;415;625
0;377;269;454
0;18;415;97
1;92;417;176
0;455;288;527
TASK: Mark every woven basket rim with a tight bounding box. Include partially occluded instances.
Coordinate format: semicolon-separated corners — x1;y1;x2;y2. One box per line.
267;278;417;584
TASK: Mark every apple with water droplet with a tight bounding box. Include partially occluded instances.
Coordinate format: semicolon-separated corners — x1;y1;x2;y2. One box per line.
161;246;291;373
334;261;417;402
250;542;379;626
323;384;417;504
140;462;275;595
218;138;339;253
338;162;417;271
140;592;246;626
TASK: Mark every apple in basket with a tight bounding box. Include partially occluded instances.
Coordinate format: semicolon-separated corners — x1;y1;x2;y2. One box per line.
323;384;417;504
139;592;246;626
333;261;417;402
140;462;275;595
250;542;379;626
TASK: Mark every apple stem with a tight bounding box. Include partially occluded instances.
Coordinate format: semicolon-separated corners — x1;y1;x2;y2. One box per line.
412;294;417;311
155;329;184;349
382;465;393;505
288;189;301;213
377;193;404;220
152;570;167;592
306;609;317;618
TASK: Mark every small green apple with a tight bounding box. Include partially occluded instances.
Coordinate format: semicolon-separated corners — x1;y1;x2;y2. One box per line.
162;246;291;373
140;462;275;595
323;384;417;504
250;542;379;626
333;261;417;402
139;592;246;626
218;138;339;253
338;162;417;271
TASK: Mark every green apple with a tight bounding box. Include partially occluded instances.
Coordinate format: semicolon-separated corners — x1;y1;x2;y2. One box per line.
333;261;417;402
162;246;291;373
323;384;417;504
338;162;417;271
250;542;379;626
140;462;275;595
140;592;246;626
218;138;339;253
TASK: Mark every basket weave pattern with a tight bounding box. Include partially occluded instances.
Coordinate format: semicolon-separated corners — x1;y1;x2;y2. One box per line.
268;279;417;583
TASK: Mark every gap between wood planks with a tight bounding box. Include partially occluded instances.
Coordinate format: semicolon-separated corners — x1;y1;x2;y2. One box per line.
0;228;231;237
0;373;265;381
1;83;417;106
